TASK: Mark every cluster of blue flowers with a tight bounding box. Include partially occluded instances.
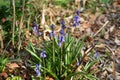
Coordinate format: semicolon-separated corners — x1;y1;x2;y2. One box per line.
34;10;81;76
35;51;46;76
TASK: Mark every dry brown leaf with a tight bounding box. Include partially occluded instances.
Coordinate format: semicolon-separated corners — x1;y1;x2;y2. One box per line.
110;26;115;33
104;31;109;39
0;72;8;79
25;29;31;39
116;72;120;80
101;70;108;77
95;44;106;48
80;17;85;22
82;22;92;29
41;5;46;27
86;28;92;35
113;0;120;8
115;37;120;45
45;76;54;80
89;13;99;23
43;29;51;41
7;63;19;69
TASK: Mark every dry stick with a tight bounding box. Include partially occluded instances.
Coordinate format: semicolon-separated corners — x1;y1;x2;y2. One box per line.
80;20;109;59
105;45;116;79
82;44;95;61
93;21;109;38
74;45;95;72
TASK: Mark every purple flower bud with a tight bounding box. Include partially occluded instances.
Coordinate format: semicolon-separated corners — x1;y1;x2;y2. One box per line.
50;24;54;31
76;10;80;15
35;64;41;76
76;58;81;66
40;51;47;58
76;62;80;66
61;20;65;25
61;20;66;29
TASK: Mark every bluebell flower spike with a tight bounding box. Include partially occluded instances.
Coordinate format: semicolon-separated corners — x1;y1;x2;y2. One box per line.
35;64;41;76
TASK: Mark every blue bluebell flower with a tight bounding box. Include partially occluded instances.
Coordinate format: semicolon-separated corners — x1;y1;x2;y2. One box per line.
35;64;41;76
76;58;81;66
40;51;47;58
59;29;65;36
50;31;56;37
33;21;38;33
72;11;80;27
50;24;54;31
76;62;80;66
58;35;65;47
38;31;42;36
50;24;56;38
94;52;99;59
61;20;66;29
58;28;66;47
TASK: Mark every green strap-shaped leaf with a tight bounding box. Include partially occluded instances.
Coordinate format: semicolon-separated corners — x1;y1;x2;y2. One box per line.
42;67;59;80
25;48;41;62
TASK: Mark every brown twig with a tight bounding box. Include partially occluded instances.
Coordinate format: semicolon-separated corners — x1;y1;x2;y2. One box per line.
93;21;109;38
105;45;116;79
82;44;96;61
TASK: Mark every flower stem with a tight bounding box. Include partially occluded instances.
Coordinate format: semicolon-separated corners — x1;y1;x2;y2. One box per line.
12;0;16;46
53;39;55;62
43;58;46;78
60;47;62;76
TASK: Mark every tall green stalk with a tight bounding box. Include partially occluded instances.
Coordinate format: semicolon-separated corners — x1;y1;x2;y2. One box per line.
17;0;25;54
12;0;16;46
60;47;62;77
53;39;55;62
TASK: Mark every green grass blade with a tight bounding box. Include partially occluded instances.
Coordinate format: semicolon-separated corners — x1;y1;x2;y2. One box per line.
25;48;41;62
